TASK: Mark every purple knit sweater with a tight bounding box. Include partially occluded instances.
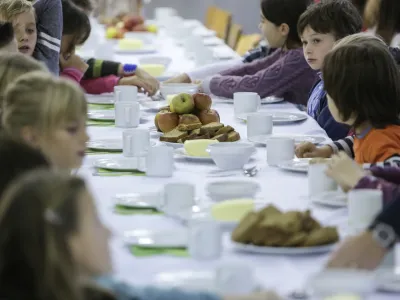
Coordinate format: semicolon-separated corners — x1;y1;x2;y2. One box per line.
209;48;318;105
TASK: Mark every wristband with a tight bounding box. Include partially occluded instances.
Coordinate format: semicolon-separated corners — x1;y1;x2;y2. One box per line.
123;64;137;75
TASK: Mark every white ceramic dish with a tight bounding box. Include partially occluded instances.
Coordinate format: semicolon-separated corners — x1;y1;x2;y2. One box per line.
232;241;336;255
174;148;213;162
237;112;308;124
93;157;146;172
124;228;188;248
310;191;347;208
86;93;147;105
114;45;157;54
87;139;156;152
277;158;312;173
139;99;168;110
207;142;255;171
248;134;327;146
214;96;284;105
159;83;199;98
113;192;162;209
206;179;261;201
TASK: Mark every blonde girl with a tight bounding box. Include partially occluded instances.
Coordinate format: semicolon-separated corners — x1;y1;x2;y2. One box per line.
2;72;89;170
0;170;280;300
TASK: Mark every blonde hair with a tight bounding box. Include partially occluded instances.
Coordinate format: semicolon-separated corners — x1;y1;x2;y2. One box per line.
2;72;88;138
0;0;34;22
334;32;386;49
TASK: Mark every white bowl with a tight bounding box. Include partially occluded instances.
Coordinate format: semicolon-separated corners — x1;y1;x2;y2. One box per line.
124;32;155;43
159;83;199;98
307;269;377;298
206;179;261;202
207;142;255;171
139;56;172;68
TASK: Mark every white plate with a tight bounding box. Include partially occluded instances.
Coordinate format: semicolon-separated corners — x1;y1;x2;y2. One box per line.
87;139;156;151
232;241;336;255
174;148;213;162
237;112;308;124
87;110;148;122
139;100;168;110
160;141;184;149
377;270;400;293
114;192;162;209
206;179;261;201
214;96;284;105
153;270;261;293
86;93;147;105
248;134;326;146
93;157;146;172
114;45;157;54
277;158;311;173
310;191;347;208
123;228;188;248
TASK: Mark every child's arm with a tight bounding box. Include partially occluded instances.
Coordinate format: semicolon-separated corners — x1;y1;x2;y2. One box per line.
327;136;355;157
369;166;400;184
80;75;120;94
32;0;62;74
83;58;121;79
354;175;400;205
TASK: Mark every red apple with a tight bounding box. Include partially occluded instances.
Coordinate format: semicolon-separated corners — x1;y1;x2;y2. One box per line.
132;24;147;32
193;93;212;111
155;111;179;133
197;109;220;125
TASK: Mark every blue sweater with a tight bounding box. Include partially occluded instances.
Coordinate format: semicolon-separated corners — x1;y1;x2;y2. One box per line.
307;76;350;140
95;275;222;300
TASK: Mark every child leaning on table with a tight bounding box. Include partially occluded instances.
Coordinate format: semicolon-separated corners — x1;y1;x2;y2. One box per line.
2;72;89;171
0;169;282;300
296;33;400;167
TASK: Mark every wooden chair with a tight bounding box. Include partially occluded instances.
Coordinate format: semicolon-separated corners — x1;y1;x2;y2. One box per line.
227;23;242;49
205;6;217;29
208;7;232;41
235;34;262;56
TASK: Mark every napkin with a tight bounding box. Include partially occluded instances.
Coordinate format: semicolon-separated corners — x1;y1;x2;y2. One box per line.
114;205;162;215
88;104;114;110
130;246;189;257
93;168;145;177
87;120;115;127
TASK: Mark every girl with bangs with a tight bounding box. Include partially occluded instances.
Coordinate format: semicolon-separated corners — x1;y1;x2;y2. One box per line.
2;72;89;170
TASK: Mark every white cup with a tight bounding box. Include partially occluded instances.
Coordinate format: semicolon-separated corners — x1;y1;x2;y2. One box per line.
114;86;138;102
163;182;195;215
215;263;255;294
308;163;338;197
146;145;174;177
247;112;273;138
266;137;295;166
188;212;222;260
348;189;383;234
234;92;260;117
122;129;150;157
114;101;140;128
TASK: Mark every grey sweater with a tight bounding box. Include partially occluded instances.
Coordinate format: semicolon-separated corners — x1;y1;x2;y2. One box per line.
33;0;62;74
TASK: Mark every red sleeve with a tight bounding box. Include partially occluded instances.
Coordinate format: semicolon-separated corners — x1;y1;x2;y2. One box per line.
60;68;84;83
80;75;120;95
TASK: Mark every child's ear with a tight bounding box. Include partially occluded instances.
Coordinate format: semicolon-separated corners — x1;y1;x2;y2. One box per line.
279;23;290;37
20;126;40;147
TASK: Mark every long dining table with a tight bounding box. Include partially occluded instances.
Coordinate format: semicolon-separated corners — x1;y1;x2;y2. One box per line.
77;17;398;299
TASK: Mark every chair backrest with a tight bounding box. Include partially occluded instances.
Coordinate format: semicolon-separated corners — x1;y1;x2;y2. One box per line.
227;23;243;49
205;6;217;29
235;34;262;56
208;7;232;41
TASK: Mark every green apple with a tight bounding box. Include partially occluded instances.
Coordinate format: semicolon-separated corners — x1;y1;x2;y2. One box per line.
170;93;195;114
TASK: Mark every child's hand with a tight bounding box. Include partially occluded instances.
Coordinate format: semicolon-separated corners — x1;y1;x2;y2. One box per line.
59;54;89;73
118;76;154;95
164;73;191;84
325;152;367;192
135;68;160;96
295;142;333;158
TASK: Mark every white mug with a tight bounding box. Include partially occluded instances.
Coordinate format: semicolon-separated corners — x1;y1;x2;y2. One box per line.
114;101;140;128
163;182;195;215
122;129;150;157
348;189;383;234
246;112;273;138
146;145;174;177
188;213;222;260
114;85;138;102
308;163;338;197
234;92;260;117
266;137;295;166
215;263;255;294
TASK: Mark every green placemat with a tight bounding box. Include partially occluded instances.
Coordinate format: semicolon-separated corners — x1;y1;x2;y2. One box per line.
130;246;189;257
93;168;145;177
88;104;114;110
87;120;115;127
114;205;162;215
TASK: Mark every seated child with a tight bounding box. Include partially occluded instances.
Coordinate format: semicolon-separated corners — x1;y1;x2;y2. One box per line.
0;169;281;300
296;33;400;167
199;0;317;106
297;0;363;140
2;72;89;170
0;22;17;52
0;0;61;73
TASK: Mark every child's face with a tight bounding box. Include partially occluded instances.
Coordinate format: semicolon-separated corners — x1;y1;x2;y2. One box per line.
301;26;336;70
68;188;112;276
12;11;37;56
259;12;287;48
37;115;89;170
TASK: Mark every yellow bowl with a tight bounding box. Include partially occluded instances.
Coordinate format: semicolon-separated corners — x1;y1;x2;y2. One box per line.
140;64;166;77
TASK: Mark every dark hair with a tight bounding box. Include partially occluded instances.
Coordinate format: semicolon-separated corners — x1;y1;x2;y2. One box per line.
261;0;313;49
62;0;91;45
375;0;400;45
322;33;400;129
298;0;363;39
350;0;367;16
0;22;14;49
0;135;50;198
70;0;93;12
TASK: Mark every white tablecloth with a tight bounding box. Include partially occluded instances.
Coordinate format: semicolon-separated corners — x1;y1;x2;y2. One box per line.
79;20;397;299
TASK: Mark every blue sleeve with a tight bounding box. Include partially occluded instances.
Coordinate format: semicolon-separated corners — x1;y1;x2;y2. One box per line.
316;102;350;141
33;0;62;74
95;276;222;300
